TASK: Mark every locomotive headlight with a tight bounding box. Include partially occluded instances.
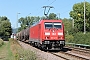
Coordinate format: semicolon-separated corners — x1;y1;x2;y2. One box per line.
58;32;63;35
45;32;50;35
60;41;65;44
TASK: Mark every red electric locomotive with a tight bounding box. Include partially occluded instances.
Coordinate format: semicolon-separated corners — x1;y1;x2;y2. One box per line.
29;20;65;50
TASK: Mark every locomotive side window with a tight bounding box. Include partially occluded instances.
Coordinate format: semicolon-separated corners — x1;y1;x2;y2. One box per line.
54;23;62;28
45;22;53;28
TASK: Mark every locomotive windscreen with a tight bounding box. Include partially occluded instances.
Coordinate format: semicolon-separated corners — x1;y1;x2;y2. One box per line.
45;22;62;29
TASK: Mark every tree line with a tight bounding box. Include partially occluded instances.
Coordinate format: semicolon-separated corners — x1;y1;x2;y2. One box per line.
65;2;90;45
18;13;58;32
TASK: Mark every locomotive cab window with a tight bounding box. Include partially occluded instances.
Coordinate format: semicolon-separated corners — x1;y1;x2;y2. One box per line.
53;23;62;28
45;22;53;28
44;22;62;29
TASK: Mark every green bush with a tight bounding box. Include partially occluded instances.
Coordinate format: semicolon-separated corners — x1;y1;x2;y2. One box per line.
0;38;4;47
73;32;90;45
65;34;74;43
65;32;90;45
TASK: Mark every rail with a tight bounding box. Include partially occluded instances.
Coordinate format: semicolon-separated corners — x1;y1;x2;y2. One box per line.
65;42;90;49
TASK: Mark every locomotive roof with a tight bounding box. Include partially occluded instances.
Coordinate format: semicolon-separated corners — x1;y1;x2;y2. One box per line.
31;20;62;27
41;19;62;22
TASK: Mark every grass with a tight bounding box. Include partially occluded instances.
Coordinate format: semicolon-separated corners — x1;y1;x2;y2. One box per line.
9;38;36;60
7;41;15;60
0;38;36;60
0;41;14;60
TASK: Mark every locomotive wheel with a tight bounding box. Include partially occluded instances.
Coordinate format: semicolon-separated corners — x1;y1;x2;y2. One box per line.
60;44;63;49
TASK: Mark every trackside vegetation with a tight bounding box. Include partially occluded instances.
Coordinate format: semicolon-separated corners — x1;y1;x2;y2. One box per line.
65;32;90;45
63;18;90;45
0;38;4;47
0;39;14;60
9;38;36;60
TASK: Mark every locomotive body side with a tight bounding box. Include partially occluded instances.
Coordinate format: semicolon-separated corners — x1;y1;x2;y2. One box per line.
29;21;42;44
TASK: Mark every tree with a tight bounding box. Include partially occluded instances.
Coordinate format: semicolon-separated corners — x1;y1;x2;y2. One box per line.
0;16;9;21
69;2;90;32
34;16;40;22
48;13;57;20
18;16;40;31
0;16;12;40
62;18;72;34
41;16;46;20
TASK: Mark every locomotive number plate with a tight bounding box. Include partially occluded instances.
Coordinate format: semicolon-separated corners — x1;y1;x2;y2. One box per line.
52;33;56;35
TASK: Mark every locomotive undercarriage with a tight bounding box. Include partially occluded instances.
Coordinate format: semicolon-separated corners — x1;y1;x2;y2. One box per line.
28;38;65;50
41;40;65;50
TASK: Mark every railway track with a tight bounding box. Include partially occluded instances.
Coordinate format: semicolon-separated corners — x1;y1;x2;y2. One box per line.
50;52;69;60
50;51;90;60
66;46;90;52
65;46;90;57
73;47;90;53
19;41;90;60
48;46;90;60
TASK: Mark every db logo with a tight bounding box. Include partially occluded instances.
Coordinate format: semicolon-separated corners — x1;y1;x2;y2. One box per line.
52;33;56;35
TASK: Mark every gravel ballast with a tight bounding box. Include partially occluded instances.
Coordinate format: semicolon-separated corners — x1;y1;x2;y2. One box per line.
18;41;65;60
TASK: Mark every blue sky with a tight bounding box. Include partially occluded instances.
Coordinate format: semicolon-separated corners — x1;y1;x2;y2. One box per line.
0;0;90;28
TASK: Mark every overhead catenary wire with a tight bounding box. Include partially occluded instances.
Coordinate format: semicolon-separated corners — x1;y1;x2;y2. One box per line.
35;0;56;16
48;0;56;5
33;0;50;16
35;0;81;18
53;0;82;18
43;6;54;19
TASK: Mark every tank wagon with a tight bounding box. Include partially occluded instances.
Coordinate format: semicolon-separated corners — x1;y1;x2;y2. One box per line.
17;20;65;50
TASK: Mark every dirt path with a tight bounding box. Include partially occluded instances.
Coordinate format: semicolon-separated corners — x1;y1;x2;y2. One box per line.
0;41;14;60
